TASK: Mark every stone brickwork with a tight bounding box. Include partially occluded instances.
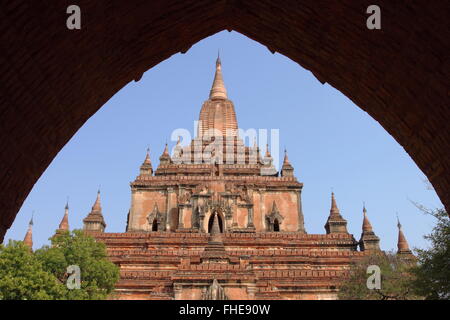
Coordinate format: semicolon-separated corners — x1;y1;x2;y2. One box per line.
92;232;363;300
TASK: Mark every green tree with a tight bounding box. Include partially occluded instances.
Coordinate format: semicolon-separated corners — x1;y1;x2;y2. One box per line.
35;229;120;300
411;208;450;299
0;241;66;300
338;251;421;300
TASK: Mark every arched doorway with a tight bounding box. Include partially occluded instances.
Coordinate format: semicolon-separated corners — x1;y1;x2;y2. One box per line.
207;213;223;233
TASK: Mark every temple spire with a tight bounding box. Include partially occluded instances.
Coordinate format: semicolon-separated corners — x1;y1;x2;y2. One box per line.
83;189;106;232
209;54;228;100
359;204;380;251
140;148;153;175
283;149;291;166
92;189;101;211
281;149;294;177
324;192;348;234
362;204;373;232
397;216;411;252
162;143;169;156
143;148;151;165
396;215;416;262
23;214;33;249
330;192;340;216
57;200;70;233
159;143;171;165
271;200;279;213
198;55;238;138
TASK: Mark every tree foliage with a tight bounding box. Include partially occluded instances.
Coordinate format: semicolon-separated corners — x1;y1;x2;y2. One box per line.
0;230;119;300
0;241;66;300
410;208;450;299
35;229;120;300
338;251;421;300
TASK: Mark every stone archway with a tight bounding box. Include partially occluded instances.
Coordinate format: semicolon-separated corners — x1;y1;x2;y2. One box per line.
207;211;224;233
0;1;448;241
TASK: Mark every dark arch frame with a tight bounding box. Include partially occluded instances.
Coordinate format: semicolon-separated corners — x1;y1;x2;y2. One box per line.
0;1;448;241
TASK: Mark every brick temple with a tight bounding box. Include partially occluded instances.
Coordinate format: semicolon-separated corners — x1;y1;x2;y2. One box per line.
41;56;414;300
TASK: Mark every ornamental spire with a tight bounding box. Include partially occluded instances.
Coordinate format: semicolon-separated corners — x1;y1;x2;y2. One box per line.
143;148;151;165
83;189;106;232
159;143;171;165
330;192;340;216
362;204;373;232
283;149;291;166
209;54;228;100
281;149;294;177
162;143;169;156
23;214;33;248
397;215;411;252
58;200;70;232
92;189;101;212
271;200;279;213
359;204;380;251
396;214;416;262
140;148;153;175
324;192;348;234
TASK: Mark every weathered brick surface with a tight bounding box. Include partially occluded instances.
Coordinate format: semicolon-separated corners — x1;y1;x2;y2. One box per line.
0;1;449;241
96;232;362;299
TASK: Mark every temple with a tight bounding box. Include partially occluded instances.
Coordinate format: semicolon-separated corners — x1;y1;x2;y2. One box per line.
27;56;413;299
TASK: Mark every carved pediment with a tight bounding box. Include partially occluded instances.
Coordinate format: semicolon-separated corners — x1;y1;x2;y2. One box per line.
178;190;191;204
225;182;238;194
147;203;164;224
193;183;209;195
203;279;228;300
237;186;251;203
266;201;284;224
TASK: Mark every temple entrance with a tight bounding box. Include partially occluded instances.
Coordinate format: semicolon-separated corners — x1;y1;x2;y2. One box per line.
152;219;158;231
208;213;223;233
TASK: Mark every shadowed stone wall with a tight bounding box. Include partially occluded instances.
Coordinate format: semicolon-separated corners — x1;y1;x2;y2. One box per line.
0;1;448;241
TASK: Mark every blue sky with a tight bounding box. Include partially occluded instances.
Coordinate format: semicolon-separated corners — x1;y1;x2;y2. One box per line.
5;31;442;251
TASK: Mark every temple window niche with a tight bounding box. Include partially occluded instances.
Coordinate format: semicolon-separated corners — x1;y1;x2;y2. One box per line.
266;201;284;232
147;203;163;232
